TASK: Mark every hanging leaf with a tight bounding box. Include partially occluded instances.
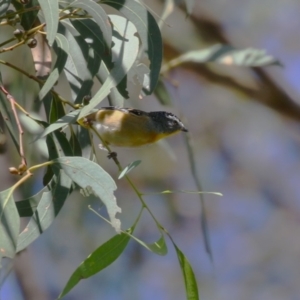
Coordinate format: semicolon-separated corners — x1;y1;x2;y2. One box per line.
0;0;10;17
38;0;59;46
103;0;163;94
37;109;80;140
171;240;199;300
17;172;72;252
78;14;139;119
0;188;20;264
51;157;121;232
58;228;132;299
163;44;281;71
12;0;39;30
59;21;100;103
39;34;69;100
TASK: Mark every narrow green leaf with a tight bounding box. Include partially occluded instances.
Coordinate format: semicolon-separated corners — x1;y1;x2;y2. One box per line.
17;172;72;252
39;34;69;101
12;0;39;30
78;14;139;119
69;129;82;156
49;94;67;124
103;0;163;94
154;78;172;105
16;186;48;217
37;109;80;139
0;89;19;151
52;157;121;232
71;18;112;68
172;241;199;300
0;188;20;263
0;0;10;16
38;0;59;46
59;22;100;103
118;160;141;179
70;0;112;50
58;228;132;299
164;44;281;69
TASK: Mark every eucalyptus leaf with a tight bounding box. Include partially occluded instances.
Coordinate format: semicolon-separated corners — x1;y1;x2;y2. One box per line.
164;44;281;70
103;0;163;94
78;14;139;119
39;34;69;101
59;21;100;103
37;109;80;139
38;0;59;46
58;228;132;299
0;188;20;263
52;157;121;232
0;0;10;16
118;160;141;179
17;172;72;252
172;241;199;300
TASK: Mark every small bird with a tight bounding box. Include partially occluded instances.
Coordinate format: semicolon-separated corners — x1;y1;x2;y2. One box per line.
82;107;188;147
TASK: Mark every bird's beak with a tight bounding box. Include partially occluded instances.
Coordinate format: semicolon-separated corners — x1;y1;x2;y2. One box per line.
181;126;188;132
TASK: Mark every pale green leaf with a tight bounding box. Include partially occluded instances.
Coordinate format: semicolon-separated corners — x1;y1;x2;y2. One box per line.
37;109;80;139
0;188;20;263
78;14;139;118
52;157;121;232
60;21;100;103
17;172;72;252
103;0;163;94
38;0;59;46
118;160;141;179
70;0;112;50
39;34;69;100
164;44;281;70
0;0;10;16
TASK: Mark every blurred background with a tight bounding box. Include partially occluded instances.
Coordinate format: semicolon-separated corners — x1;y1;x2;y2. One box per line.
1;0;300;299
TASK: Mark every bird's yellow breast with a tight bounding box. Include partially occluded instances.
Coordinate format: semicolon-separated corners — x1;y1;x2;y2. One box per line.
93;109;163;147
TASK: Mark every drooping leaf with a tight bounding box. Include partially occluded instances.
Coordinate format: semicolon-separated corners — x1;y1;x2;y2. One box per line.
59;21;100;103
0;188;20;263
58;228;132;299
51;157;121;232
12;0;39;30
172;240;199;300
0;0;10;17
118;160;141;179
163;44;281;70
70;0;112;51
16;186;49;217
39;34;69;101
49;94;67;124
0;89;19;152
38;0;59;46
103;0;163;94
37;109;80;139
154;77;172;105
17;172;72;252
78;14;139;119
69;129;82;156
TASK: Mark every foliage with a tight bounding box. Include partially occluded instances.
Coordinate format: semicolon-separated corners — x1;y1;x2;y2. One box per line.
0;0;280;299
